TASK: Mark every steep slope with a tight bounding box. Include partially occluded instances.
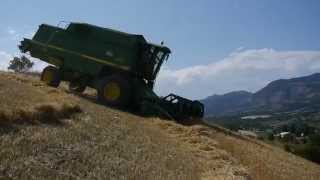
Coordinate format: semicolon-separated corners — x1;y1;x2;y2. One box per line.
0;72;247;180
1;72;320;180
202;73;320;116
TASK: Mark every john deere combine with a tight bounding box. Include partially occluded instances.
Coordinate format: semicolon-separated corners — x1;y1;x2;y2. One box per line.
19;22;204;121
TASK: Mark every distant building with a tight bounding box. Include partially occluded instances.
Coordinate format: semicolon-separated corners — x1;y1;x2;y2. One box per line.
275;132;295;142
279;132;291;138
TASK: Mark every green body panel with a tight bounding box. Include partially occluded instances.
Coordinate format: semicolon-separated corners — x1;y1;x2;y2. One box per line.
27;23;140;76
21;23;170;79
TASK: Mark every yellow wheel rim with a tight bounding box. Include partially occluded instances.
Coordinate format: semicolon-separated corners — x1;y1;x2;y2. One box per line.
42;70;54;83
104;82;121;101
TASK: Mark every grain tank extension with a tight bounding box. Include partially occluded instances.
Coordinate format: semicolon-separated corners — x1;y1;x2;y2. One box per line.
19;22;204;121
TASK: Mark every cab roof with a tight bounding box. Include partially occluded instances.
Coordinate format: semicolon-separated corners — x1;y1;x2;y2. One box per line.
68;22;171;53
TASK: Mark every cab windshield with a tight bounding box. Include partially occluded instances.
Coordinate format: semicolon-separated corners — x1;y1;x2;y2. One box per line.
142;45;169;80
153;50;169;77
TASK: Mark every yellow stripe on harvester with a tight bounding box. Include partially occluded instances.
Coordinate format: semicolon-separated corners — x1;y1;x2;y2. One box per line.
29;39;131;71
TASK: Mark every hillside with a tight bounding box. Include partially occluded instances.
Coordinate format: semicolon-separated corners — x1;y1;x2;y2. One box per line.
201;91;253;117
0;72;320;179
202;73;320;117
253;73;320;110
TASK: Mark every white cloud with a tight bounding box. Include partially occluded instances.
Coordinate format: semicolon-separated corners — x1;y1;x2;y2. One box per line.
0;51;13;71
6;27;20;40
30;57;48;72
7;27;16;35
5;26;35;41
155;48;320;99
26;31;36;38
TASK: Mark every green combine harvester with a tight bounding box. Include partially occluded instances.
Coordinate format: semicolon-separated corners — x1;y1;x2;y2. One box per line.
19;22;204;121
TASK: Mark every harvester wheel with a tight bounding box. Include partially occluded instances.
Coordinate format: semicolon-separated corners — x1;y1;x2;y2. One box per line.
69;81;86;93
97;75;131;107
41;66;61;87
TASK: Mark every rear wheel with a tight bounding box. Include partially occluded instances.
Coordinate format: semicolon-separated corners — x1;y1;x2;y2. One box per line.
97;75;131;107
41;66;61;87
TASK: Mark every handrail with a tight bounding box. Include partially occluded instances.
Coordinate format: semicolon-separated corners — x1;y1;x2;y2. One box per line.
57;21;71;29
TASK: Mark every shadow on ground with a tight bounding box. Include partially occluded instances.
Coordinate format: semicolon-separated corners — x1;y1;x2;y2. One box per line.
0;104;82;135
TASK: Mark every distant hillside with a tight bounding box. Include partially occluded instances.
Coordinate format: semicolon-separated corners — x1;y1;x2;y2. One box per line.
253;73;320;111
202;73;320;117
201;91;253;117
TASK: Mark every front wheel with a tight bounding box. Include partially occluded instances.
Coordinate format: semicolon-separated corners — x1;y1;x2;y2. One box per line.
41;66;61;87
97;75;132;107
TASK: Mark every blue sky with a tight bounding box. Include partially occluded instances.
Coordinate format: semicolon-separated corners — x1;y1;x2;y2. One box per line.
1;0;320;99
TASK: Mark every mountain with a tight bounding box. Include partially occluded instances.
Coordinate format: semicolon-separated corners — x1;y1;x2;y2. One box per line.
202;73;320;117
201;91;253;117
253;73;320;110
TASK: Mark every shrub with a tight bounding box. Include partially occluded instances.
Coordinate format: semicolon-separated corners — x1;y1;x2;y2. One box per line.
267;133;274;141
305;145;320;164
284;144;291;152
8;56;34;72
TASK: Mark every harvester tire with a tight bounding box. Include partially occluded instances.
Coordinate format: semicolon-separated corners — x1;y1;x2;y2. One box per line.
97;75;131;107
41;66;61;88
69;81;86;93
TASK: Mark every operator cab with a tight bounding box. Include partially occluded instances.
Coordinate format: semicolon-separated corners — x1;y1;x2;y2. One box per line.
141;43;171;82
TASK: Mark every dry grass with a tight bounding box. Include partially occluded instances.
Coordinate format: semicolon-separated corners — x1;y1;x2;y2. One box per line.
0;72;201;179
189;122;320;180
213;133;320;180
1;72;319;180
146;119;250;179
146;114;320;180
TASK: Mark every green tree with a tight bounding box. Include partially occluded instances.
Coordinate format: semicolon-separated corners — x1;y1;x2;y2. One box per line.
8;56;34;72
267;133;274;141
295;134;320;164
284;144;292;152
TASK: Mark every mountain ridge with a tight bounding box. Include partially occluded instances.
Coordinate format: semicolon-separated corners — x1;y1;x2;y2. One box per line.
202;73;320;117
